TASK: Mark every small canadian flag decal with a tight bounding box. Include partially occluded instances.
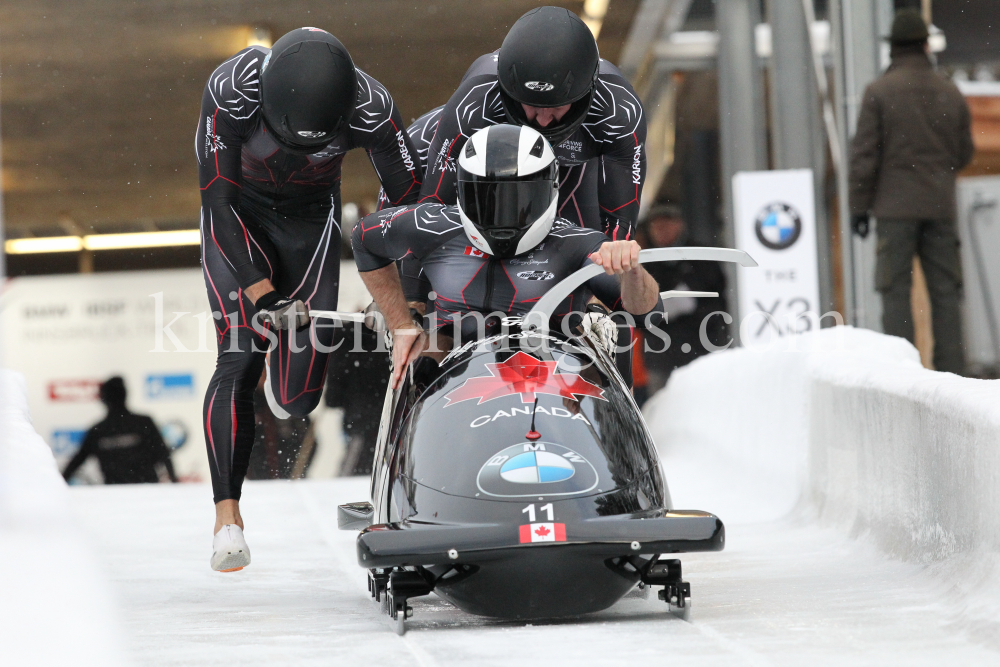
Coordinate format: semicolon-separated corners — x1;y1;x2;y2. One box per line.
464;246;486;258
519;522;567;544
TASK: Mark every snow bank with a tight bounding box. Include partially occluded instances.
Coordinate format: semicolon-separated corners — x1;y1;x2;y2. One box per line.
0;370;127;665
645;327;1000;645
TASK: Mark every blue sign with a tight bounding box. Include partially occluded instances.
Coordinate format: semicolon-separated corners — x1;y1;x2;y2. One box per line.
145;373;195;400
51;429;86;456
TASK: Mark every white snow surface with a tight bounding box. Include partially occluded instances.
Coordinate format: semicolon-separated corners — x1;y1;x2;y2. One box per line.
8;327;1000;664
647;327;1000;653
0;370;127;666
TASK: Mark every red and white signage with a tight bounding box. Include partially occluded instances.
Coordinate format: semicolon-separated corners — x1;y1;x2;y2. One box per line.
47;379;102;402
464;246;486;258
519;522;567;543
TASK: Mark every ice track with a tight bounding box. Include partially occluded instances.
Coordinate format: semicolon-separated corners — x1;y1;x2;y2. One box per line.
72;478;998;666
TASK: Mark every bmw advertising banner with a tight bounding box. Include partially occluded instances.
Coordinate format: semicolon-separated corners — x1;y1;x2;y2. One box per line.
732;169;821;344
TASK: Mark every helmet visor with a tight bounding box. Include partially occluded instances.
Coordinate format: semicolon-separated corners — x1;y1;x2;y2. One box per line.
459;179;556;229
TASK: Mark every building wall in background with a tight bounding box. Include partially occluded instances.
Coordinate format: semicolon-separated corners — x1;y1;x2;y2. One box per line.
0;262;371;482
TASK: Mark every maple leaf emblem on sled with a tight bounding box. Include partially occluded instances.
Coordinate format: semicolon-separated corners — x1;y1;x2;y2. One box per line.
443;351;606;406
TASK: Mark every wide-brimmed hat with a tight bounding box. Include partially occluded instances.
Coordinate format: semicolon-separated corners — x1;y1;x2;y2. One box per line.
886;8;928;44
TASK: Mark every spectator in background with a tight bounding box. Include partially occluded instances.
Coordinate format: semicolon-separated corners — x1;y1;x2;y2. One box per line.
636;204;728;399
324;322;390;476
62;377;177;485
849;8;974;374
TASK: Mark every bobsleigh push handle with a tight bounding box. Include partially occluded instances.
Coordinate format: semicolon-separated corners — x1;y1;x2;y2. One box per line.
522;247;757;334
309;310;366;324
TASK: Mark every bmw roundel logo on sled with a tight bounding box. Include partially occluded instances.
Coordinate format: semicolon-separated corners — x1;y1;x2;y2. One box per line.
477;442;599;498
754;202;802;250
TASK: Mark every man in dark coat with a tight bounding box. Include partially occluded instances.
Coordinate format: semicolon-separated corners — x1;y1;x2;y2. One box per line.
849;8;975;374
62;377;177;484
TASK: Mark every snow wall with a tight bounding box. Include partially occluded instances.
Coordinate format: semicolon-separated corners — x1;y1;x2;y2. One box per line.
0;370;127;665
646;326;1000;644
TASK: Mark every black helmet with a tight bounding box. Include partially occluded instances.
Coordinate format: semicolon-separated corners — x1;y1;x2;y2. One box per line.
260;28;358;154
457;124;559;258
497;7;600;146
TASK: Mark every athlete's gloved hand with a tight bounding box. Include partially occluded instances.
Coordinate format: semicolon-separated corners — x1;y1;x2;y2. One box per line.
255;292;310;331
851;213;870;239
580;307;619;357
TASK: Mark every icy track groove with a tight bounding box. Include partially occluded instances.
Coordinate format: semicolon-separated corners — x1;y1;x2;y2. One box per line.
71;479;999;666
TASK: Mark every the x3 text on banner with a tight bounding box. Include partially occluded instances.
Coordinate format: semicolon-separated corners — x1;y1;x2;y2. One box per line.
733;169;821;343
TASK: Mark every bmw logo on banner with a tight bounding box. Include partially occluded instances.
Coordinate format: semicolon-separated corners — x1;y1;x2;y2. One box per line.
477;442;599;498
754;202;802;250
732;169;821;342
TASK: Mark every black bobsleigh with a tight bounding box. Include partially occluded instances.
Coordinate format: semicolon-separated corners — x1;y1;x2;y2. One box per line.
331;247;757;633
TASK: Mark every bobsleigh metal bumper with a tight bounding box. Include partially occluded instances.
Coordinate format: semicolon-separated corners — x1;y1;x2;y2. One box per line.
356;510;724;568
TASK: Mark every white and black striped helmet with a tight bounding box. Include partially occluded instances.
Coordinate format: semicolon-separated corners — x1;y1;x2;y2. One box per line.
457;124;558;258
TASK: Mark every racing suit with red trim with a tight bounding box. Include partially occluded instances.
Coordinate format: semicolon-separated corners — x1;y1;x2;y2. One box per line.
417;53;646;239
197;46;420;503
352;204;665;385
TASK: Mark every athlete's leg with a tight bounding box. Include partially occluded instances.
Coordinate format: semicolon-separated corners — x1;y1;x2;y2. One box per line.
201;217;276;523
267;202;344;416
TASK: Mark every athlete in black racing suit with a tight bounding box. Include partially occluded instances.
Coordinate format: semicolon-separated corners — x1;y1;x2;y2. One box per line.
354;124;663;391
354;206;658;341
417;56;644;237
197;28;420;564
398;7;645;317
419;10;645;239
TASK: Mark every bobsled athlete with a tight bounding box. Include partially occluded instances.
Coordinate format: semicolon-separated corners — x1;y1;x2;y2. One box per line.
396;6;645;311
353;124;663;390
418;6;646;239
197;27;421;572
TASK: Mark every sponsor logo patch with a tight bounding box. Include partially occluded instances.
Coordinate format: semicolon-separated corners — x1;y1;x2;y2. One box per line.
296;130;327;139
396;130;415;171
516;270;554;281
524;81;555;92
205;116;226;157
478;442;599;498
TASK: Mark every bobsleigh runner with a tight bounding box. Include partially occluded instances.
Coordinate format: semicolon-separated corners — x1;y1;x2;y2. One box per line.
319;247;757;634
